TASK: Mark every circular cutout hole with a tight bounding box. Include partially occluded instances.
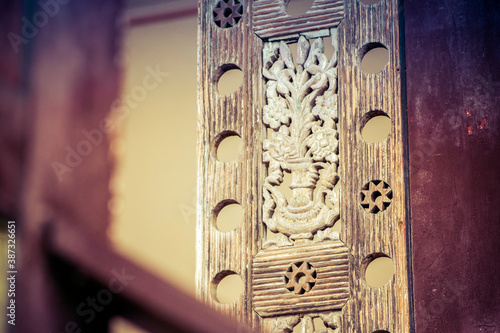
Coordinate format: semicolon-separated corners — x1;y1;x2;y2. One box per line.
373;331;391;333
359;0;382;5
359;43;389;73
212;271;244;304
214;131;243;162
213;200;243;232
360;111;391;143
364;254;395;287
285;0;315;17
215;64;243;95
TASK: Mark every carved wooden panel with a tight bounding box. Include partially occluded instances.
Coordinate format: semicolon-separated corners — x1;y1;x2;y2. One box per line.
253;0;343;40
197;0;410;332
197;0;264;329
253;241;349;317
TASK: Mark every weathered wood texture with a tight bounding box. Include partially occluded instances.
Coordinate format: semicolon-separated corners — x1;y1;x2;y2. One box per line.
405;0;500;331
253;241;349;317
338;0;410;332
198;0;410;332
196;0;264;330
253;0;343;40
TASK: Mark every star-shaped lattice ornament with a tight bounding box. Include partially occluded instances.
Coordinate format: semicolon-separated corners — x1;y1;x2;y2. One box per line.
213;0;243;28
360;180;393;213
284;262;317;294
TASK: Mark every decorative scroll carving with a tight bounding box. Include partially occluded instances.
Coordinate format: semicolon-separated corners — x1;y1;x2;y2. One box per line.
262;34;340;241
252;241;349;317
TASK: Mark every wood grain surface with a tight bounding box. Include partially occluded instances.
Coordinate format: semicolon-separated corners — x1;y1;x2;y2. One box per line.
197;0;410;331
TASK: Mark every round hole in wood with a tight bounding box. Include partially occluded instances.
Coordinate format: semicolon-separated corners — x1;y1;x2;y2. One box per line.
364;254;395;288
213;200;243;232
358;42;389;73
373;331;391;333
284;0;315;17
211;271;244;304
214;64;243;95
360;110;391;143
213;131;243;162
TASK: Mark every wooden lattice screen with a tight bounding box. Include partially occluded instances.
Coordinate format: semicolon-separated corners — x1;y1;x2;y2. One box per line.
197;0;410;332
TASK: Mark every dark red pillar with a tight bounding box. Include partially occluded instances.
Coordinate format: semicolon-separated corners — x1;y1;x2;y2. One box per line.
405;0;500;331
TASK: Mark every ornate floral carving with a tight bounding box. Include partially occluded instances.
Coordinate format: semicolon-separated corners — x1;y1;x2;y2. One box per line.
272;312;341;333
262;35;340;241
273;316;300;333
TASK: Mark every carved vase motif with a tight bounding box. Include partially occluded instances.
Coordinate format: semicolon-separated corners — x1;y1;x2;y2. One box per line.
262;35;340;241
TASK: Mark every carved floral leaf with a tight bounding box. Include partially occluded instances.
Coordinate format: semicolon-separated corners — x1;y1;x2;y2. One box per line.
296;36;310;66
274;316;300;333
304;38;325;69
263;130;300;163
262;232;292;249
316;227;340;242
263;96;291;129
313;90;338;121
279;41;295;70
318;312;340;329
305;126;338;161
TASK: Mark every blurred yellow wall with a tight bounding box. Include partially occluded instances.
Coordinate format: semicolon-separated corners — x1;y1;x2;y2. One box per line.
110;16;198;295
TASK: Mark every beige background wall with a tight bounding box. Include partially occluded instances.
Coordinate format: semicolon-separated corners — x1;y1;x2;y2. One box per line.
111;15;198;295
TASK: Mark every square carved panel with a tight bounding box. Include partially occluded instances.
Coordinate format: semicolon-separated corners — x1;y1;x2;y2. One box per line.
253;0;344;40
252;240;349;317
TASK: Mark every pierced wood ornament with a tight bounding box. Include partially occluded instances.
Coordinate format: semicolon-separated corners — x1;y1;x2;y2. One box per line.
197;0;410;332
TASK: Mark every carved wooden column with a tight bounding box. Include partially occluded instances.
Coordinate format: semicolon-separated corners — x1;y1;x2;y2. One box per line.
197;0;410;332
197;0;264;329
